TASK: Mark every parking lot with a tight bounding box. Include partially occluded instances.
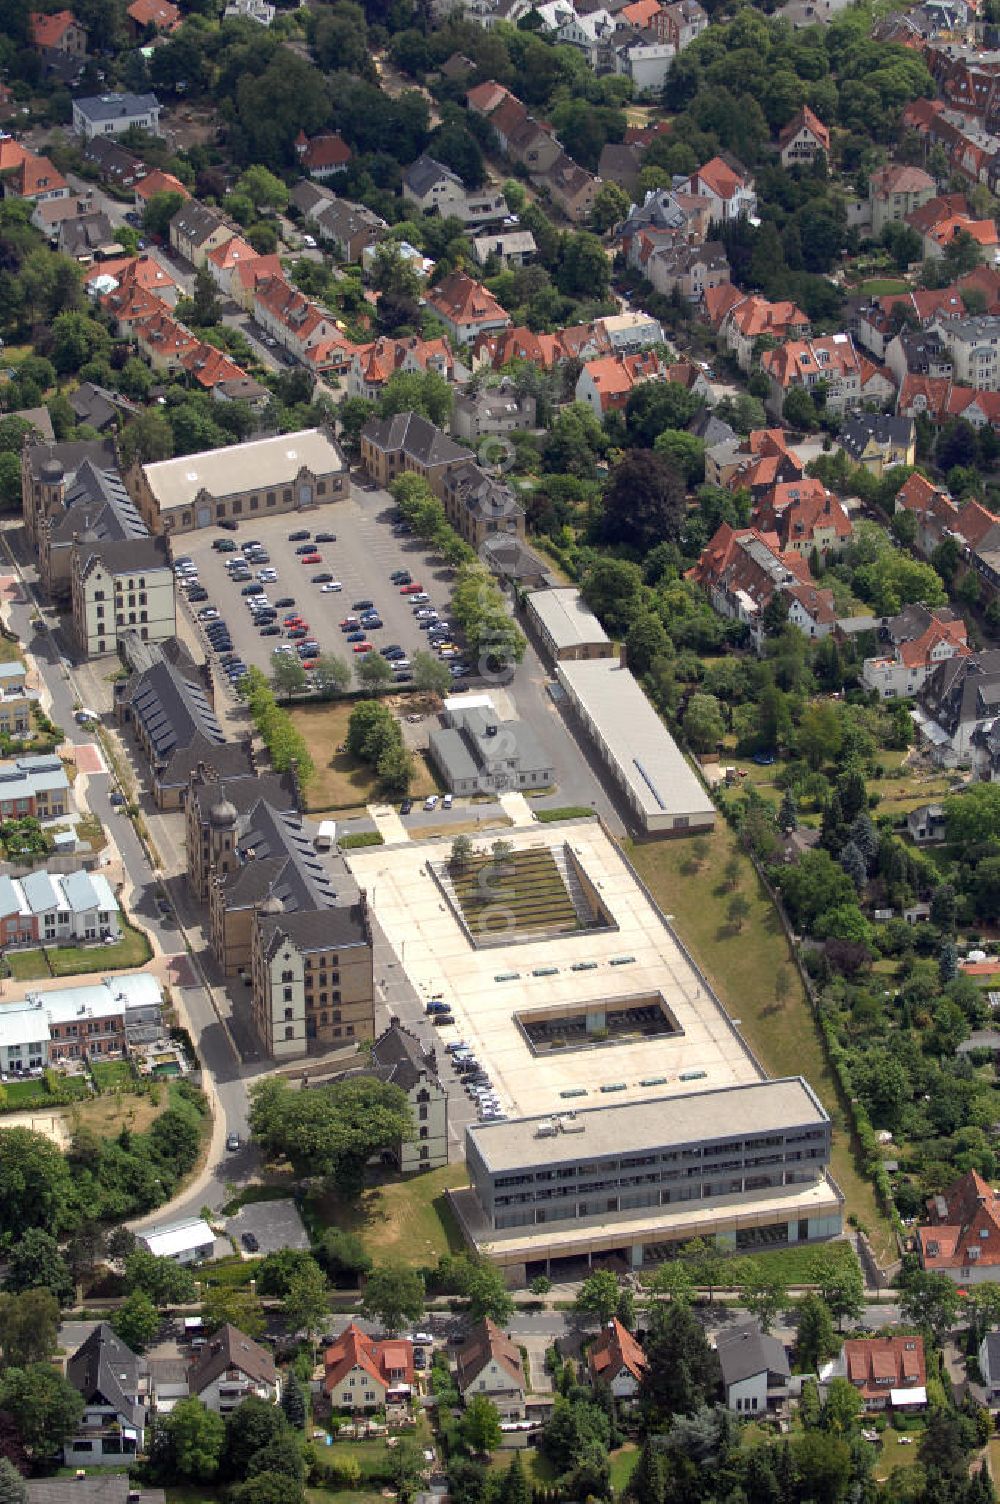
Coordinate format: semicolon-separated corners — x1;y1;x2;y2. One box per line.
175;488;469;694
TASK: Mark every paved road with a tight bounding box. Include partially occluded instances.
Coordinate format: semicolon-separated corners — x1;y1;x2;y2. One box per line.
0;525;257;1222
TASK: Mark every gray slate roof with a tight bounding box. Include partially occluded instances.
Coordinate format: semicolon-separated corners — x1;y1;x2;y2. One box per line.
126;660;225;763
66;1321;144;1428
75;92;160;124
716;1322;790;1387
371;1018;437;1092
362;410;470;469
839;413;915;462
406;154;462;197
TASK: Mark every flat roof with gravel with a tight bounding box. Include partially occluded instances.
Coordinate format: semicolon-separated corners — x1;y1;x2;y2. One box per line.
346;821;760;1119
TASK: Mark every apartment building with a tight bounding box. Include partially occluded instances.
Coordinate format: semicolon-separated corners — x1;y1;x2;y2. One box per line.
0;867;120;948
70;534;174;658
188;1326;280;1413
451;380;536;442
862;604;970;699
762;334;862;416
869;163;936;236
127;428;348;534
0;661;37;736
0;753;69;820
72;92;161;140
368;1018;449;1172
425;270;511;346
930;314;1000;390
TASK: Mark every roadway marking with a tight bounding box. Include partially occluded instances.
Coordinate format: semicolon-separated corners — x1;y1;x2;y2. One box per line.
73;742;106;774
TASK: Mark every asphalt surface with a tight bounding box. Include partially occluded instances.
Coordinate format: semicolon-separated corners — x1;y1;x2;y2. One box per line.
179;491;469;696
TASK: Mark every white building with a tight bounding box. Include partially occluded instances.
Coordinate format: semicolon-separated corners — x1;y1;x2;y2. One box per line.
139;1217;215;1265
717;1323;791;1415
369;1018;449;1172
615;40;675;95
70;534;175;659
188;1324;281;1413
0;970;163;1074
72;92;161;140
599;310;665;352
929;315;1000;391
454;1318;527;1420
980;1333;1000;1403
17;867;121;944
222;0;275;20
402;155;508;227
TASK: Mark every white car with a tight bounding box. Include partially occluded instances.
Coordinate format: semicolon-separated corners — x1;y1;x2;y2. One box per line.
321;581;343;592
258;568;278;582
410;592;430;604
302;234;317;249
424;795;439;811
443;793;453;809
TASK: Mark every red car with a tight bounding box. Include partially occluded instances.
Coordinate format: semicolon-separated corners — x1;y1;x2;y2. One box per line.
300;553;321;565
400;582;423;595
353;641;373;653
339;616;359;629
301;658;317;671
283;614;303;626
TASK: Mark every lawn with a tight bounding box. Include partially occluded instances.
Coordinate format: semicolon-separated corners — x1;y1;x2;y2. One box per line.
450;847;580;937
288;701;437;812
488;1447;557;1485
873;1424;924;1481
627;826;897;1263
0;637;24;665
857;278;909;296
46;921;152;977
610;1445;639;1492
91;1059;136;1090
0;1074;89;1110
72;1078;187;1137
868;750;955;818
637;1235;859;1290
5;947;51;980
308;1161;468;1266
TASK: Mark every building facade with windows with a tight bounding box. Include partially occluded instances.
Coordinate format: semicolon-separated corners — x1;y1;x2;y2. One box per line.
368;1018;449;1171
70;534;175;658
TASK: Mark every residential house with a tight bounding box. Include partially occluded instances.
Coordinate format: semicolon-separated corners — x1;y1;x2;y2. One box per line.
346;335;454;403
862;604;970;698
294;130;351;181
0;971;162;1073
575;350;667;415
58;211;118;262
15;867;120;946
682;153;757;222
425;270;511;346
979;1333;1000;1403
556;7;619;69
536;151;601;222
0;753;68;821
472;228;537;268
451;379;536;442
839;414;917;475
0;140;67;203
753;476;853;557
885;328;954;389
646;240;730;302
403;154;508;226
597;142;645;196
72;93;162;141
918;1169;1000;1281
705;427;804;491
64;1324;145;1466
82;136;144;189
615;38;676;96
778;106;830;167
688;523;836;640
368;1018;449;1172
223;0;275;21
588;1318;647;1401
133;168;189;211
169;202;233;267
323;1323;413;1411
829;1336;927;1412
653;0;708;49
914;647;1000;765
717;1322;791;1415
721;294;810;372
30;9;87;52
127;0;180;33
0;660;36;737
907;802;947;843
454;1319;526;1420
869;164;936;237
188;1325;280;1414
929;315;1000;390
762;333;863;416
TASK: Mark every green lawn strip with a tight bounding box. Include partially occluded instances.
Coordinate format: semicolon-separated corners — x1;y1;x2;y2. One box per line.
46;920;152;977
626;829;897;1264
305;1162;468;1266
610;1445;639;1493
874;1424;925;1480
636;1237;858;1290
5;947;51;979
488;1447;558;1485
91;1059;136;1090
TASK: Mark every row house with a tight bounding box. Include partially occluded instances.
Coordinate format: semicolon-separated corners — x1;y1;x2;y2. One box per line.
856;267;1000;359
898;375;1000;427
71;531;175;659
575;350;668;416
169;201;234;267
862;603;970;698
919;205;1000;266
885;327;954;388
424;269;510;346
0;660;37;737
133;307;199;375
923;41;1000;128
0;753;68;820
752;476;853;558
0;867;120;948
720;293;810;371
914;646;1000;765
346;334;454;402
681;153;756;222
688;522;837;641
902;98;1000;188
253;274;341;362
762;333;863;416
204;233;259;295
0;971;161;1074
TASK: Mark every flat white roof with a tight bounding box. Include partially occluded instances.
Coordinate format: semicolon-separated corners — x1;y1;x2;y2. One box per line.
141;1218;214;1257
346;822;760;1119
143;428;344;512
0;1007;50;1048
557;657;715;823
527;588;609;650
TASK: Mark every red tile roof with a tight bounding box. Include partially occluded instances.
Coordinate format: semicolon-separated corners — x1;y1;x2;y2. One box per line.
778;105;830;153
134;168;189;203
589;1318;647;1386
870;164;935;198
30;8;80;46
298;132;352;173
693;154;748;201
182;342;246;388
426;269;509;331
842;1336;925;1401
127;0;180;28
897;613;969;669
323;1322;414;1395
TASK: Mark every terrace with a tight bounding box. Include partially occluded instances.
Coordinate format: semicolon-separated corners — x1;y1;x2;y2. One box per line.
437;842;614;948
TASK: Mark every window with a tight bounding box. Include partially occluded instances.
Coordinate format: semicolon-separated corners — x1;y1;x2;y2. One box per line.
281;969;293;983
284;1025;293;1039
284;1006;293;1021
283;987;292;1002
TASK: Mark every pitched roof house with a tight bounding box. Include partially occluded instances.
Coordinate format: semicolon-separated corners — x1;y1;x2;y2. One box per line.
323;1323;414;1411
30;8;87;51
862;603;970;699
425;270;511;345
762;333;862;416
717;1321;790;1415
778;106;830;166
683;153;756;221
839;413;916;475
64;1323;145;1466
575;350;666;415
188;1324;280;1413
454;1318;526;1419
295;130;351;181
918;1169;1000;1280
832;1336;926;1411
588;1318;647;1400
753;477;853;556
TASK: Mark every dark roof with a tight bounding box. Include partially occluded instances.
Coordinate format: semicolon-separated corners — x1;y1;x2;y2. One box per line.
160;732;253;792
75;91;159;124
259;901;369;955
716;1322;790;1387
597;143;644;189
60;211;116;255
25;436;117;482
191;767;297;823
839;412;915;461
125;660;225;764
221;799;340;916
690;410;737;446
443;459;524;524
66;1321;144;1428
983;1332;1000;1373
371;1018;436;1091
69;381;137;430
170;199;229;247
81;136;144;174
362;410;470;469
188;1324;277;1394
406;154;461;197
920;647;1000;735
76;533;170;579
455;1318;525;1391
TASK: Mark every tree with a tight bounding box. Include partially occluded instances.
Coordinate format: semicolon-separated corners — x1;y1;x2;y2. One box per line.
601;451;686;553
191;264;220;326
575;1269;621;1326
317;1228;372;1283
281;1372;306;1431
0;1290;59;1369
119;409;174;465
820;1376;863;1436
462;1262;515;1325
795;1293;838;1373
230;1475;305;1504
682;693;724;752
654;429;705;486
738;1261;787;1332
202;1285;266;1340
356;652;394;693
380;370;453;429
778;789;798;834
899;1268;960;1341
500;1451;531;1504
0;1129;74;1241
361;1263;425;1333
839;840;867;893
727;893;750;932
3;1229;72;1304
782;386;819;430
0;1460;26;1504
271;654;308;697
640;1302;720;1424
0;1365;83;1458
142;189;186;242
123;1250;197;1307
0;454;21;513
411;650;452;696
163;1396;225;1482
237;165;289;215
247;1435;305;1483
462;1394;502;1455
112;1291;160;1351
450;834;473;871
648;1260;694;1305
311;653;352;696
282;1260;329;1345
590;180;630;234
249;1076;411;1194
617;1287;637;1331
222;1397;288;1481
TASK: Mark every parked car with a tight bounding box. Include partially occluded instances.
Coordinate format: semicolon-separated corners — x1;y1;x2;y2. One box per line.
353;599;375;611
226;1133;241;1151
424;795;439;811
242;1232;259;1253
312;572;334;584
288;530;310;541
443;793;453;809
218;518;239;531
353;642;373;653
390;570;411;584
213;538;237;552
315;531;336;543
400;798;413;814
294;543;315;555
400;583;423;595
346;630;365;642
186;587;208;602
